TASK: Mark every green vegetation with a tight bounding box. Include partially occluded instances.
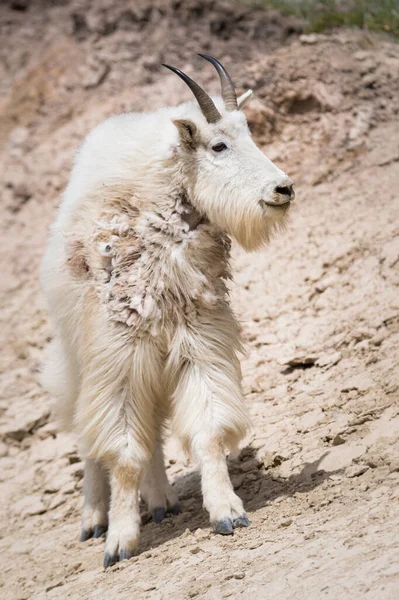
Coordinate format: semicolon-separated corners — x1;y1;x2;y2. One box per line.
245;0;399;37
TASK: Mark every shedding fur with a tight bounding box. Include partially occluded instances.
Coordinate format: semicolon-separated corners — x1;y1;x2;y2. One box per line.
40;67;293;566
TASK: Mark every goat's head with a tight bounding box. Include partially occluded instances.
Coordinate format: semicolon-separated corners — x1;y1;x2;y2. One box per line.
164;55;294;251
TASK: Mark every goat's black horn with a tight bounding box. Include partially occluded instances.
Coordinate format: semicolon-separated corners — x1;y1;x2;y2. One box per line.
162;64;221;124
198;54;237;112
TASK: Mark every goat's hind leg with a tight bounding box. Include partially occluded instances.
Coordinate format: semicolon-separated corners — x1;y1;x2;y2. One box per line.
140;438;180;522
80;459;109;541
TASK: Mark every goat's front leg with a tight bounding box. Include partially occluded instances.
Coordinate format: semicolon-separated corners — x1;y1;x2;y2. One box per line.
170;311;251;534
195;436;250;534
80;459;109;541
104;461;142;567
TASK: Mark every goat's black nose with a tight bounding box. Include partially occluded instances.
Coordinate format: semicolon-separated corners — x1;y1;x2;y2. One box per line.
274;184;294;198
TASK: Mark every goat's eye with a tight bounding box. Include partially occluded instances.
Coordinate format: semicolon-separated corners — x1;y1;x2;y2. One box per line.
212;142;227;153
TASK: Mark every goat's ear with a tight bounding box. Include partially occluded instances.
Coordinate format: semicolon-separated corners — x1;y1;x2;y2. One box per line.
237;89;253;110
172;119;199;148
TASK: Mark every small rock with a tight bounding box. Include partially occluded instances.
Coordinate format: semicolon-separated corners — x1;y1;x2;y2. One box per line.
61;481;76;495
299;33;327;44
232;474;244;489
319;499;332;507
345;465;369;478
316;352;342;368
261;452;287;470
280;518;293;528
332;434;345;446
240;459;258;472
3;408;50;442
234;572;245;580
370;332;385;346
284;355;318;368
194;528;209;541
45;581;65;593
15;496;47;518
48;494;66;511
315;274;339;293
138;583;157;592
68;463;84;480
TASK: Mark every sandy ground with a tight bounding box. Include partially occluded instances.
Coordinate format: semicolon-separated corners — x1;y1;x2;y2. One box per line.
0;1;399;598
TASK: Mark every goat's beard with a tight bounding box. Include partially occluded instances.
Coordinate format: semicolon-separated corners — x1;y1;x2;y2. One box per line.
210;202;290;252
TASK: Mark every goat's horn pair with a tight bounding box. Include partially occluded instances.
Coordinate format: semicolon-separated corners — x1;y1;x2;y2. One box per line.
162;55;237;124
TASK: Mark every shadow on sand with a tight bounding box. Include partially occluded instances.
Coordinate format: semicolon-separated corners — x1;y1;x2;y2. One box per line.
137;447;342;553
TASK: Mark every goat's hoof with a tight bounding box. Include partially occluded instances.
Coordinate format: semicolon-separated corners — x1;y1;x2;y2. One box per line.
213;518;234;535
103;548;137;568
93;524;108;538
169;502;181;516
152;507;166;523
80;524;108;542
233;515;251;528
80;528;93;542
151;503;181;522
119;548;137;561
103;552;118;569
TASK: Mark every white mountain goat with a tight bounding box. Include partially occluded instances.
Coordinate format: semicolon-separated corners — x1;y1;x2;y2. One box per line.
40;55;294;568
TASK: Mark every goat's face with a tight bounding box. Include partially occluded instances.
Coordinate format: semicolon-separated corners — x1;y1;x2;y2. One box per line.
173;108;294;251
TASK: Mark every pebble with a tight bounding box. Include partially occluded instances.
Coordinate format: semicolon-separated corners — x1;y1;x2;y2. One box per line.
280;518;293;528
316;352;342;368
194;529;209;540
61;482;76;495
14;496;47;518
48;494;66;511
332;434;345;446
345;465;369;478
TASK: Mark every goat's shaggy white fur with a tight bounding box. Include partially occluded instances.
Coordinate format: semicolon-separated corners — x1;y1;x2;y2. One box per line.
41;88;292;566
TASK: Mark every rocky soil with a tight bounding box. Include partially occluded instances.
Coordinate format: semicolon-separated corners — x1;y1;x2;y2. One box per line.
0;1;398;599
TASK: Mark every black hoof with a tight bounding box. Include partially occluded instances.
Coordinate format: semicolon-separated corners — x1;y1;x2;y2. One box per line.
80;528;93;542
103;552;118;569
152;507;166;523
119;548;137;561
213;518;234;535
93;524;107;538
169;503;181;516
233;515;251;528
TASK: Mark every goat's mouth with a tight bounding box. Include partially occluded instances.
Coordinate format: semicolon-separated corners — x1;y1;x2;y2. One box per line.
258;199;291;210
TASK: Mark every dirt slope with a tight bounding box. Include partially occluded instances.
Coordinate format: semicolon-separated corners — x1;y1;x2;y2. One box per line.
0;1;398;599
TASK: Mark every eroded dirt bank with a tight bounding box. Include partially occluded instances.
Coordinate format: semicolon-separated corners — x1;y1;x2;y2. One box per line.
0;1;398;598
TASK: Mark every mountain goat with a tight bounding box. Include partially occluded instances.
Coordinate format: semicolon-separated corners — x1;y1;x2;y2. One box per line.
41;55;294;568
